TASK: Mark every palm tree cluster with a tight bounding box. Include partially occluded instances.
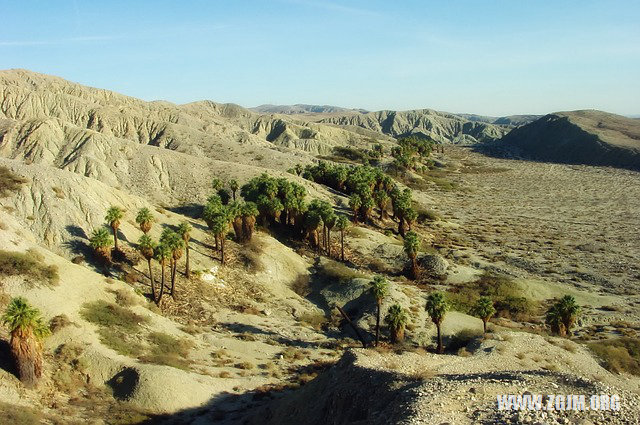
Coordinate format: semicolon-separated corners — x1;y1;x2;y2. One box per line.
391;136;435;171
545;295;580;337
201;173;352;261
2;297;50;387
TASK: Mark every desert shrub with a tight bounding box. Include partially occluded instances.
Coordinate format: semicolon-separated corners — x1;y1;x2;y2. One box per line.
71;255;85;264
52;186;65;199
291;274;311;296
0;166;28;197
0;249;59;285
219;371;232;378
0;402;42;424
415;206;440;222
589;338;640;376
234;361;255;370
112;288;140;307
239;237;267;272
52;343;88;395
445;328;482;353
446;272;537;321
49;314;73;333
298;311;327;330
123;270;142;285
139;332;194;370
317;259;363;283
81;301;148;330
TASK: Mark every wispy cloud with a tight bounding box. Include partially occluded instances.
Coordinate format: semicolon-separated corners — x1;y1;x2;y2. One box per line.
284;0;379;17
0;35;121;47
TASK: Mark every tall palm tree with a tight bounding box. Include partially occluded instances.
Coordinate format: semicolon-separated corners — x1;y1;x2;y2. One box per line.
241;202;258;242
384;304;408;344
135;207;154;234
324;213;337;256
303;211;322;251
349;194;361;224
370;276;389;346
403;231;420;279
211;214;229;265
160;229;184;298
545;304;564;336
177;222;192;278
228;179;239;202
2;297;50;387
335;215;349;262
426;292;448;354
471;296;496;334
89;227;113;263
154;243;171;305
374;190;390;220
105;206;124;251
137;234;157;301
557;295;580;336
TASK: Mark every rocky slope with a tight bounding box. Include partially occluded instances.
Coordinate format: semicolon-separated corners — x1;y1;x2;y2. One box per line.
491;110;640;169
251;104;369;114
317;109;509;144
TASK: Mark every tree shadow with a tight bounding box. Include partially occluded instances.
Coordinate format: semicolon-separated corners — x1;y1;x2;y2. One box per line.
167;203;203;219
0;338;17;378
65;225;88;239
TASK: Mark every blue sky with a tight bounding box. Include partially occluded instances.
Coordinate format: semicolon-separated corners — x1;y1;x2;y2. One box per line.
1;1;639;116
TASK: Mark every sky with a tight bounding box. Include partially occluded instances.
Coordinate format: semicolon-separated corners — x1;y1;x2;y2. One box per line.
1;0;639;116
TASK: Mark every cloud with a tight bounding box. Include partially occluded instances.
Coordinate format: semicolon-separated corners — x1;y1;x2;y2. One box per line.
0;35;121;47
285;0;379;17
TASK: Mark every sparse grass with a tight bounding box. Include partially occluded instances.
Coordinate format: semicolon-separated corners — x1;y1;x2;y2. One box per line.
234;361;255;370
281;347;307;361
81;300;148;330
588;338;640;376
0;401;42;424
0;249;59;285
140;332;194;370
298;311;327;331
112;288;140;307
291;274;311;297
240;238;267;272
411;369;436;381
52;343;88;395
0;166;28;197
218;371;232;378
316;259;364;283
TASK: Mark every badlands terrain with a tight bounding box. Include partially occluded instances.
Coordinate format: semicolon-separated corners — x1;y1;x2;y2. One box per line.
0;69;639;424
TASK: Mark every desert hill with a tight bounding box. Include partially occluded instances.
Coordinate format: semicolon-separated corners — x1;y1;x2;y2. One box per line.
492;110;640;169
0;71;639;424
251;104;369;115
316;108;509;144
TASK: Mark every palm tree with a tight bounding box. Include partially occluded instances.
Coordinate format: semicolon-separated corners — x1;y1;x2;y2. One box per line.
89;227;113;263
303;211;322;251
135;208;154;234
403;231;420;279
471;296;496;334
426;292;448;354
2;297;50;387
211;214;229;265
105;206;124;251
370;276;389;346
177;222;192;278
154;243;171;304
137;234;157;301
374;190;390;220
557;295;580;336
335;215;349;262
211;178;223;191
241;202;258;242
228;179;239;202
160;229;184;298
349;194;361;224
545;304;564;336
384;304;408;344
324;213;337;256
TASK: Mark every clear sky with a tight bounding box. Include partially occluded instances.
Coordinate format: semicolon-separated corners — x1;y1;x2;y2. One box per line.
1;1;639;116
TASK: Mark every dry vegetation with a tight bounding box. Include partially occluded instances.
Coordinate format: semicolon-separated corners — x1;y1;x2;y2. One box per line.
0;249;59;286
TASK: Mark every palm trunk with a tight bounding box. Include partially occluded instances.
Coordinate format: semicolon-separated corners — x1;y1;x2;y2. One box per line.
185;244;190;278
170;258;177;299
157;260;165;305
375;301;381;346
10;328;42;388
483;319;487;334
391;326;404;343
220;236;225;265
340;230;345;262
232;217;244;242
147;258;156;302
326;229;331;257
411;255;418;279
112;225;119;251
214;234;219;250
398;218;406;236
436;324;443;354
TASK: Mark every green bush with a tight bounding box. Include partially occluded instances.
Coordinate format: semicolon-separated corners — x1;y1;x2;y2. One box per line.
589;338;640;376
139;332;194;370
0;249;59;285
81;301;149;331
317;259;364;283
